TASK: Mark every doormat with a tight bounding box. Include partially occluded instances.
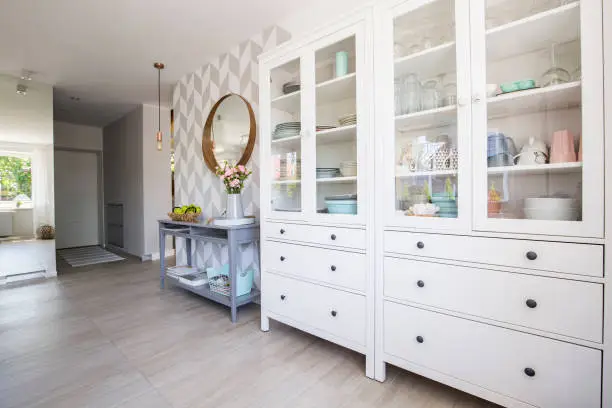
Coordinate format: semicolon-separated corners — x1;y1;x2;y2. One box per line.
58;246;125;267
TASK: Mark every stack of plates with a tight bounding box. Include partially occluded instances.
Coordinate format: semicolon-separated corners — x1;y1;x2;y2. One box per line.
316;125;336;132
338;113;357;126
283;81;300;94
340;160;357;177
316;168;340;179
278;158;301;180
273;122;301;140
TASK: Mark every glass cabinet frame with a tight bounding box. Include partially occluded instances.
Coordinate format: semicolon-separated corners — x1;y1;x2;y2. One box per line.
376;0;473;232
470;0;604;238
260;14;372;226
377;0;604;238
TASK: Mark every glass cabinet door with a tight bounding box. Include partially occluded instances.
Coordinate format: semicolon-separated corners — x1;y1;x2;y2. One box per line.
471;0;604;237
267;58;304;218
308;25;367;223
381;0;471;229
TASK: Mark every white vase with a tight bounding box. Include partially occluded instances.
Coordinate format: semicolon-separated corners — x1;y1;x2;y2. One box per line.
226;193;244;219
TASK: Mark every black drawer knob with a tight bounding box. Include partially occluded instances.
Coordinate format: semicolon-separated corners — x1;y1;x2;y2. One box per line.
524;367;536;377
331;310;337;317
526;299;537;308
330;265;337;271
417;280;425;288
330;234;337;241
280;228;285;234
416;336;424;343
417;241;425;249
280;256;285;261
526;251;537;261
280;295;286;300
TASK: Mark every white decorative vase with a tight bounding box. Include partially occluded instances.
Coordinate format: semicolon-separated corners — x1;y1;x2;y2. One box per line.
226;193;244;219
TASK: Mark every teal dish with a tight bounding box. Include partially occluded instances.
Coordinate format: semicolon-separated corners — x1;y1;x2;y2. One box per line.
325;199;357;215
500;80;536;93
517;79;536;90
500;82;520;93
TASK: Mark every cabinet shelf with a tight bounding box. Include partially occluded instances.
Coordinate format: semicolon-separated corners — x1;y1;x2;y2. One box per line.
394;42;456;79
396;167;458;178
271;135;301;150
271;90;300;113
316;73;356;104
272;179;301;185
487;2;580;62
316;176;357;184
487;81;581;119
317;125;356;145
488;162;582;176
395;105;457;132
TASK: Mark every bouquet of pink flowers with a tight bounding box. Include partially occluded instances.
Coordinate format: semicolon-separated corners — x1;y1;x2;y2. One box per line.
216;162;253;194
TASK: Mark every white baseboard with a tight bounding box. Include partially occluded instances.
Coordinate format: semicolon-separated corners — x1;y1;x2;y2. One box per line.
142;248;175;262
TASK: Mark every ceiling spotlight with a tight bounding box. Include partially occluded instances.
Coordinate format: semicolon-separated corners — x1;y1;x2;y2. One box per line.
16;84;27;96
20;70;33;81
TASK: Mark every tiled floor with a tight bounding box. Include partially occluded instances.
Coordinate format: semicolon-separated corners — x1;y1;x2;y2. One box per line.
0;257;499;408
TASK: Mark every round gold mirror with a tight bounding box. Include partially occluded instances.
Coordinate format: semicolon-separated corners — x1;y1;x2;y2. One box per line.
202;93;256;172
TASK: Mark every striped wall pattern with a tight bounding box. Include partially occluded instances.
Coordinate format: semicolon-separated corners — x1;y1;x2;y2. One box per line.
172;26;290;285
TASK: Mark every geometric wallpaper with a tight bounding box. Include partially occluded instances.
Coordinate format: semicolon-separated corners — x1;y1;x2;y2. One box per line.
171;26;291;286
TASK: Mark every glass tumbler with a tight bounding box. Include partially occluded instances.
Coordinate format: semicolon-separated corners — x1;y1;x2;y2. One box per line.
422;79;441;110
401;74;422;114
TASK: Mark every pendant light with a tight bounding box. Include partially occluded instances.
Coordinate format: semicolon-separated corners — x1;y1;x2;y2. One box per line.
153;62;165;151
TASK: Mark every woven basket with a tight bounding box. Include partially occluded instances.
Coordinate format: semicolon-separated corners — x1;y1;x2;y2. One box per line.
167;212;201;223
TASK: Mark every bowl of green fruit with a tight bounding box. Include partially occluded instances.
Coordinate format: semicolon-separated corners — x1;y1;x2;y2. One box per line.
168;204;202;222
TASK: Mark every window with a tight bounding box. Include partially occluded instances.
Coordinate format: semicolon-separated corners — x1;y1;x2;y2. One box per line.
0;155;32;207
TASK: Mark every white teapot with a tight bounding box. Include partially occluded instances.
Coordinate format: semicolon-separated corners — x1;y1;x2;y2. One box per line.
514;136;548;165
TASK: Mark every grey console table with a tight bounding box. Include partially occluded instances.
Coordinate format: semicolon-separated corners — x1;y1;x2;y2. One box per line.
158;219;260;322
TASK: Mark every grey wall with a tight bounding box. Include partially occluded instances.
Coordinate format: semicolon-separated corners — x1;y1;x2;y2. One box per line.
102;104;172;259
103;106;144;257
53;121;103;151
141;104;172;258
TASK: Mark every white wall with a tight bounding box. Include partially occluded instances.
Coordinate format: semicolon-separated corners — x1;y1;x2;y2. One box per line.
0;74;56;278
276;0;372;39
53;121;103;151
0;74;53;145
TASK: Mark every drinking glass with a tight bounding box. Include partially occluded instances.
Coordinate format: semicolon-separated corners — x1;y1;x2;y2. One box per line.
421;79;441;111
402;74;422;114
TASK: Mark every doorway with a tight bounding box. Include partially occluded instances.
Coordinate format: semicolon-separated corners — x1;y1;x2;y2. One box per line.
54;149;102;249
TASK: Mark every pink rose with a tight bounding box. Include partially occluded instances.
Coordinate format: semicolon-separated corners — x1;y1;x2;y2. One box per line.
230;179;240;188
237;165;246;173
224;169;232;177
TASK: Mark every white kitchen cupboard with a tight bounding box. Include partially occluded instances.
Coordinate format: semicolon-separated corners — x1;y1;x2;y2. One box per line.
259;8;376;378
374;0;606;407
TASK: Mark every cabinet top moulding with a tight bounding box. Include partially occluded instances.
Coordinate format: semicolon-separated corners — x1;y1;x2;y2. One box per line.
486;1;580;62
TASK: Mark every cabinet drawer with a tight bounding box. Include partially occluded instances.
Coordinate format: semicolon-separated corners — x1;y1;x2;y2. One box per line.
384;231;603;277
264;241;366;292
262;272;366;346
384;302;601;408
384;257;603;342
264;222;366;250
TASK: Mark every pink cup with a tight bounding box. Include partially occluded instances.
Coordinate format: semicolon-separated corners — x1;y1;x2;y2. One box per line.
550;130;577;163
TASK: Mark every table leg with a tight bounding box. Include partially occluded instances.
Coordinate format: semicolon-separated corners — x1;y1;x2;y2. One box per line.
186;237;192;267
228;231;238;323
159;228;166;289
